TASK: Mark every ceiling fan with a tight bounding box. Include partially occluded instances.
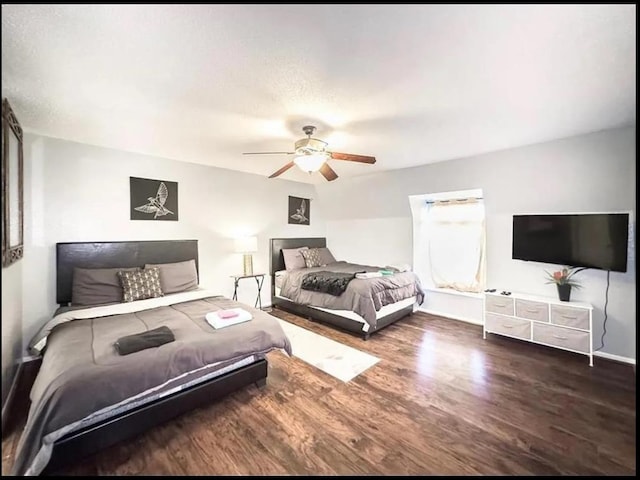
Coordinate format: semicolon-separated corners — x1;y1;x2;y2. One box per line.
242;125;376;181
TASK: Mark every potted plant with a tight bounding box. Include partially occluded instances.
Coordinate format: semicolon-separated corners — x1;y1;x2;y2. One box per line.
545;267;582;301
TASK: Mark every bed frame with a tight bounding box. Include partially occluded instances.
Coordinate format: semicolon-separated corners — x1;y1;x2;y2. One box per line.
269;237;414;340
41;240;268;474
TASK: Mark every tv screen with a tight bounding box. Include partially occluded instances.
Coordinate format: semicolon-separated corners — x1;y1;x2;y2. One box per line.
512;213;629;272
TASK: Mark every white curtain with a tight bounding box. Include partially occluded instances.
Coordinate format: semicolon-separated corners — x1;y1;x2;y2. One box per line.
427;201;486;293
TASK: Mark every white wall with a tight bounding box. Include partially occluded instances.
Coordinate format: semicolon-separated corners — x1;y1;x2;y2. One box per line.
21;133;325;351
2;261;23;410
317;126;636;361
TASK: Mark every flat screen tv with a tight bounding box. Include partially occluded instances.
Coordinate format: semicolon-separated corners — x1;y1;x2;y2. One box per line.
512;213;629;272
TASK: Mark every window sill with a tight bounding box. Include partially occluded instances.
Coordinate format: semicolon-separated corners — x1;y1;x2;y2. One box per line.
425;287;484;299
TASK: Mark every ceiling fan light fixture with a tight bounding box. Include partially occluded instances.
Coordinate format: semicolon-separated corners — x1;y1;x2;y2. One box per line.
293;153;328;173
246;125;376;181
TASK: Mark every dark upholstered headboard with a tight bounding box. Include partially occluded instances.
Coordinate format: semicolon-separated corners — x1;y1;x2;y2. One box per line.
269;237;326;275
56;240;199;306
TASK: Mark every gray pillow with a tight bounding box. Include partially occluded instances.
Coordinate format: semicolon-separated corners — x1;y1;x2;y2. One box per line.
72;267;140;306
317;247;337;265
145;259;198;295
282;247;309;271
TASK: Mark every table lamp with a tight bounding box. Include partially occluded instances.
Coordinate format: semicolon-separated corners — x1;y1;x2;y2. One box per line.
234;236;258;276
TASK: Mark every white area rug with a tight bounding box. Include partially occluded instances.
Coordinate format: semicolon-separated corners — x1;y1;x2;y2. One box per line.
276;319;380;382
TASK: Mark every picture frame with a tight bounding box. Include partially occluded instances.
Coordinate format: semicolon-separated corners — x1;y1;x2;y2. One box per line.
288;196;310;225
130;176;179;221
2;98;24;268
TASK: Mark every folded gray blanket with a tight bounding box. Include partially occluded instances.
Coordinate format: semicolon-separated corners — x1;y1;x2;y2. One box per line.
114;325;175;355
301;271;358;296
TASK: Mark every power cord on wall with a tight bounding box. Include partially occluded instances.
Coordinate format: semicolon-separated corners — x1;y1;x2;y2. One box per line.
595;270;611;352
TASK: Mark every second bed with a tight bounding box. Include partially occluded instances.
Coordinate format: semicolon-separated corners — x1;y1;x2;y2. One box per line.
270;237;425;339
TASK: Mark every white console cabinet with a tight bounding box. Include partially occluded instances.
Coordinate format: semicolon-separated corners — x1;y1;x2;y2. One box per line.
483;291;593;366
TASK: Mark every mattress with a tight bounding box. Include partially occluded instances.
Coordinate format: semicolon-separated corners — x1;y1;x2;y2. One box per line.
275;288;416;332
67;354;259;433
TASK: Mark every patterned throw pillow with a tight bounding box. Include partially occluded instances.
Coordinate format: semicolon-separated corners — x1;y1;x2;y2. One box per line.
118;267;164;303
301;248;323;268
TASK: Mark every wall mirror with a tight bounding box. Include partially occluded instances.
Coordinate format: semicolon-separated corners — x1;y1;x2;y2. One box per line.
2;98;24;267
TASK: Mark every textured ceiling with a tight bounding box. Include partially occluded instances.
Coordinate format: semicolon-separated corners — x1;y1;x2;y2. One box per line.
1;4;636;184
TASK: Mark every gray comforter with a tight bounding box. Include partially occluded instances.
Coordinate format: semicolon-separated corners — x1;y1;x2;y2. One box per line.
279;261;425;327
13;295;291;476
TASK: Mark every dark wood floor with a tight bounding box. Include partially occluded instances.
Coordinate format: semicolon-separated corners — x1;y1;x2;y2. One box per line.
2;310;636;475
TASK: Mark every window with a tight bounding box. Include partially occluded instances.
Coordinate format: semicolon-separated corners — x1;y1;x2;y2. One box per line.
410;189;486;294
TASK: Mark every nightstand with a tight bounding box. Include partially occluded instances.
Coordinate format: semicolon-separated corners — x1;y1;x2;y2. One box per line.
231;273;265;309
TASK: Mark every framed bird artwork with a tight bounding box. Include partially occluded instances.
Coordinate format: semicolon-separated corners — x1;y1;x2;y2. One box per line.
288;196;310;225
130;177;179;221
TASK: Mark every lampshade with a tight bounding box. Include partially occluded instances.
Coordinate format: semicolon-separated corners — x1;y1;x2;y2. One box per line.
294;153;328;173
234;236;258;253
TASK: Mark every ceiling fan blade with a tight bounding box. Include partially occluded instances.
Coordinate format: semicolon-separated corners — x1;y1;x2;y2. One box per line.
243;151;295;155
268;161;295;178
329;152;376;164
319;163;338;182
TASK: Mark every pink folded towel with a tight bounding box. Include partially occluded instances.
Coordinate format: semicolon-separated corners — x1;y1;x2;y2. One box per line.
218;309;239;319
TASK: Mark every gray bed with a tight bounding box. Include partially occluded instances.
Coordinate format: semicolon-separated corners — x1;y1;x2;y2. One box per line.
12;240;291;476
270;237;425;339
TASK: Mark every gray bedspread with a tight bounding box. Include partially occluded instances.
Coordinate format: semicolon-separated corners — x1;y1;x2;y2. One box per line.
13;295;291;476
279;261;425;327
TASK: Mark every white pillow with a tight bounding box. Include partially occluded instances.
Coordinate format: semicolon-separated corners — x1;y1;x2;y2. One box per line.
282;247;309;271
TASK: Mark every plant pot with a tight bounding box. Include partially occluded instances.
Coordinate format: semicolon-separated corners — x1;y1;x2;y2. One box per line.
557;284;571;302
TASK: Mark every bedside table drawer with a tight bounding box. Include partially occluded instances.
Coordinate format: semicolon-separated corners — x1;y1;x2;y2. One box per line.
550;305;590;330
485;313;530;340
485;296;514;316
533;323;590;353
515;299;549;322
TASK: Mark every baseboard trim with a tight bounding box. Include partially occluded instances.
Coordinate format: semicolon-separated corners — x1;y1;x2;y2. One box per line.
418;307;483;326
593;351;636;365
1;361;23;434
424;287;484;299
